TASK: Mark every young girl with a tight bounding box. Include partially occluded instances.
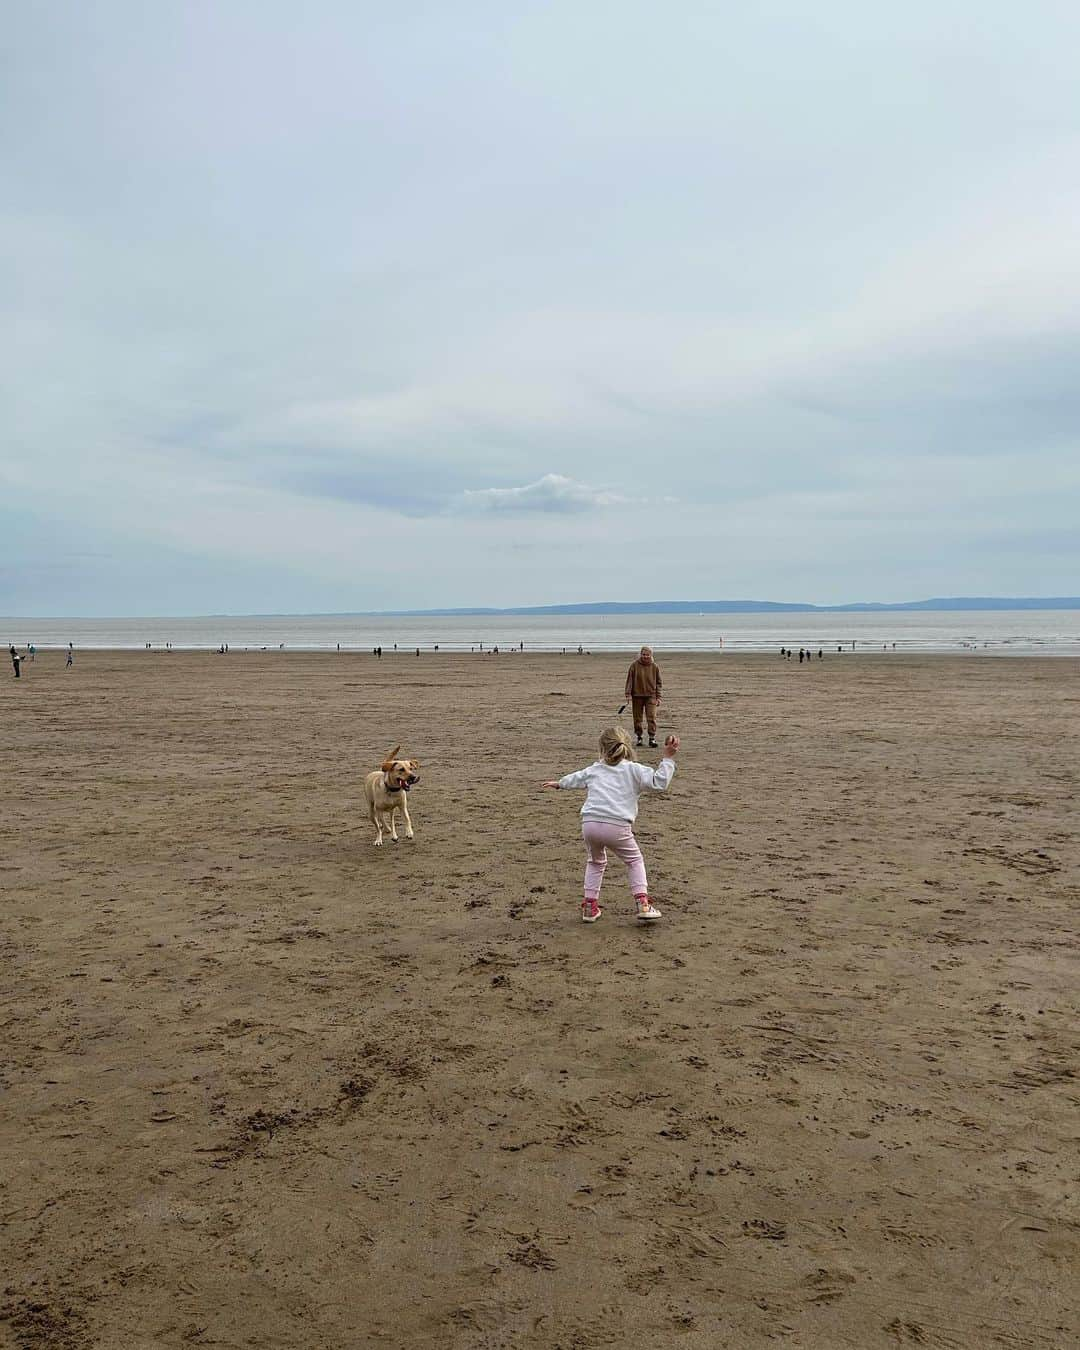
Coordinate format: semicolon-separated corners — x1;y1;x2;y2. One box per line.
543;727;680;923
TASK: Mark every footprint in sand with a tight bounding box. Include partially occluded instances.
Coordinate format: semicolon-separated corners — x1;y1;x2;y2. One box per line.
802;1267;856;1304
742;1218;787;1241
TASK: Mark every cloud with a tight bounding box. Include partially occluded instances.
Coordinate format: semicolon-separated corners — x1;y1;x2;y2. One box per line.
459;474;628;515
281;468;457;517
4;4;1080;613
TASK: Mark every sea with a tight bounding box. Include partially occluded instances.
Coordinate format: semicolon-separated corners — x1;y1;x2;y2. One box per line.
5;611;1080;655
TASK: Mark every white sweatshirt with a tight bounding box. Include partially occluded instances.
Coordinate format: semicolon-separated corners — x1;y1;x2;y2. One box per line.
558;756;676;823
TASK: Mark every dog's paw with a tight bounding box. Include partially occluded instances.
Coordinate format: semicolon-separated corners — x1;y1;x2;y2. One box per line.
373;839;383;847
406;830;415;840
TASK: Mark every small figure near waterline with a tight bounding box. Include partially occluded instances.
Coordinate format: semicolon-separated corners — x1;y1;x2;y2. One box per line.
67;644;74;667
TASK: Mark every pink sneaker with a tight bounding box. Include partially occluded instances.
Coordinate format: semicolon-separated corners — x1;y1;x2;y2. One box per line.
635;895;662;923
581;898;602;923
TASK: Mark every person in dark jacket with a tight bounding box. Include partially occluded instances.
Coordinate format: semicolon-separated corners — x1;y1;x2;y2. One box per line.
624;646;663;748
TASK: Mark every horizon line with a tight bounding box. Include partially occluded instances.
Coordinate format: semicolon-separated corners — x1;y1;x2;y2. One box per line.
6;595;1080;620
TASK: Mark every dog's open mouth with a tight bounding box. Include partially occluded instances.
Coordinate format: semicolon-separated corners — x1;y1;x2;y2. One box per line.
401;776;419;791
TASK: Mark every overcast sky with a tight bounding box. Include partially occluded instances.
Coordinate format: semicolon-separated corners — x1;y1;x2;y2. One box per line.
4;1;1079;615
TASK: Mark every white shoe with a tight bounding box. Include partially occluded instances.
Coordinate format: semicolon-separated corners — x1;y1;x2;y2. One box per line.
635;897;662;923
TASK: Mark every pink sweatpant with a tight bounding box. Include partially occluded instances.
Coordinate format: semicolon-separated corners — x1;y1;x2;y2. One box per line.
582;819;647;900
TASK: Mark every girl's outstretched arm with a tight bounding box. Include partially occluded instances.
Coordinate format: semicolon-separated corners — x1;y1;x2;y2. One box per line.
544;766;590;791
636;737;680;790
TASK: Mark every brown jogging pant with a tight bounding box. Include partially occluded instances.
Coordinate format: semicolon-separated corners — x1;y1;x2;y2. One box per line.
631;695;657;738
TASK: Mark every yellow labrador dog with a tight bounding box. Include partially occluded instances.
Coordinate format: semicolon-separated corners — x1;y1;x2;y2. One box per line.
364;746;421;846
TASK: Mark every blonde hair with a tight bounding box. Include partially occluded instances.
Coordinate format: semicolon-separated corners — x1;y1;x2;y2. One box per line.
599;726;635;765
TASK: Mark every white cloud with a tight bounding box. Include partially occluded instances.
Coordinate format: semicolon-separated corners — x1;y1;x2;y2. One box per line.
459;474;628;514
5;3;1080;612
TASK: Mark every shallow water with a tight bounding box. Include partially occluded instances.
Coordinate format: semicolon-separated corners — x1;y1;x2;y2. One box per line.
5;609;1080;654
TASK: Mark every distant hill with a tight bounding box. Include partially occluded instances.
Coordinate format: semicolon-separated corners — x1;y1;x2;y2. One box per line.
369;597;1080;617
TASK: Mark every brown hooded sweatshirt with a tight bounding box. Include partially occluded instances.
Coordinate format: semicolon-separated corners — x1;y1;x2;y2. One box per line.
625;658;661;699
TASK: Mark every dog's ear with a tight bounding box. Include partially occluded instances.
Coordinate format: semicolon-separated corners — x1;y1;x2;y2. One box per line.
409;759;421;769
381;745;401;772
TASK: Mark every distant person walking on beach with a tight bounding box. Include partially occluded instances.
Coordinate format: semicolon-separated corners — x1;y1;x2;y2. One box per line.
11;646;22;679
66;644;74;668
542;726;679;924
625;646;663;748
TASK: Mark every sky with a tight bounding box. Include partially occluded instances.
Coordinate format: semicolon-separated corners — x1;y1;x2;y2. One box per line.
3;0;1080;615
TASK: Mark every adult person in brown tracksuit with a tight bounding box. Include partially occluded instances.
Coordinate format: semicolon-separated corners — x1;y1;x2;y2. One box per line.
625;645;662;748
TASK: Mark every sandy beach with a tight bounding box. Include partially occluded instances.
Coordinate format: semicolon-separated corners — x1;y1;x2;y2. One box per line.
1;649;1077;1349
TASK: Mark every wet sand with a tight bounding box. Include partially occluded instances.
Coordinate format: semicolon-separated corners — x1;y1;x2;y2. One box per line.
1;650;1077;1348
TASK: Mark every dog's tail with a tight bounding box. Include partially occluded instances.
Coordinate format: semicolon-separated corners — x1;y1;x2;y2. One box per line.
381;745;401;771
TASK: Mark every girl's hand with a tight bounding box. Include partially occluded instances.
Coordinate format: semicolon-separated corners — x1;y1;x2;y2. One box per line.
541;780;559;789
663;735;680;757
